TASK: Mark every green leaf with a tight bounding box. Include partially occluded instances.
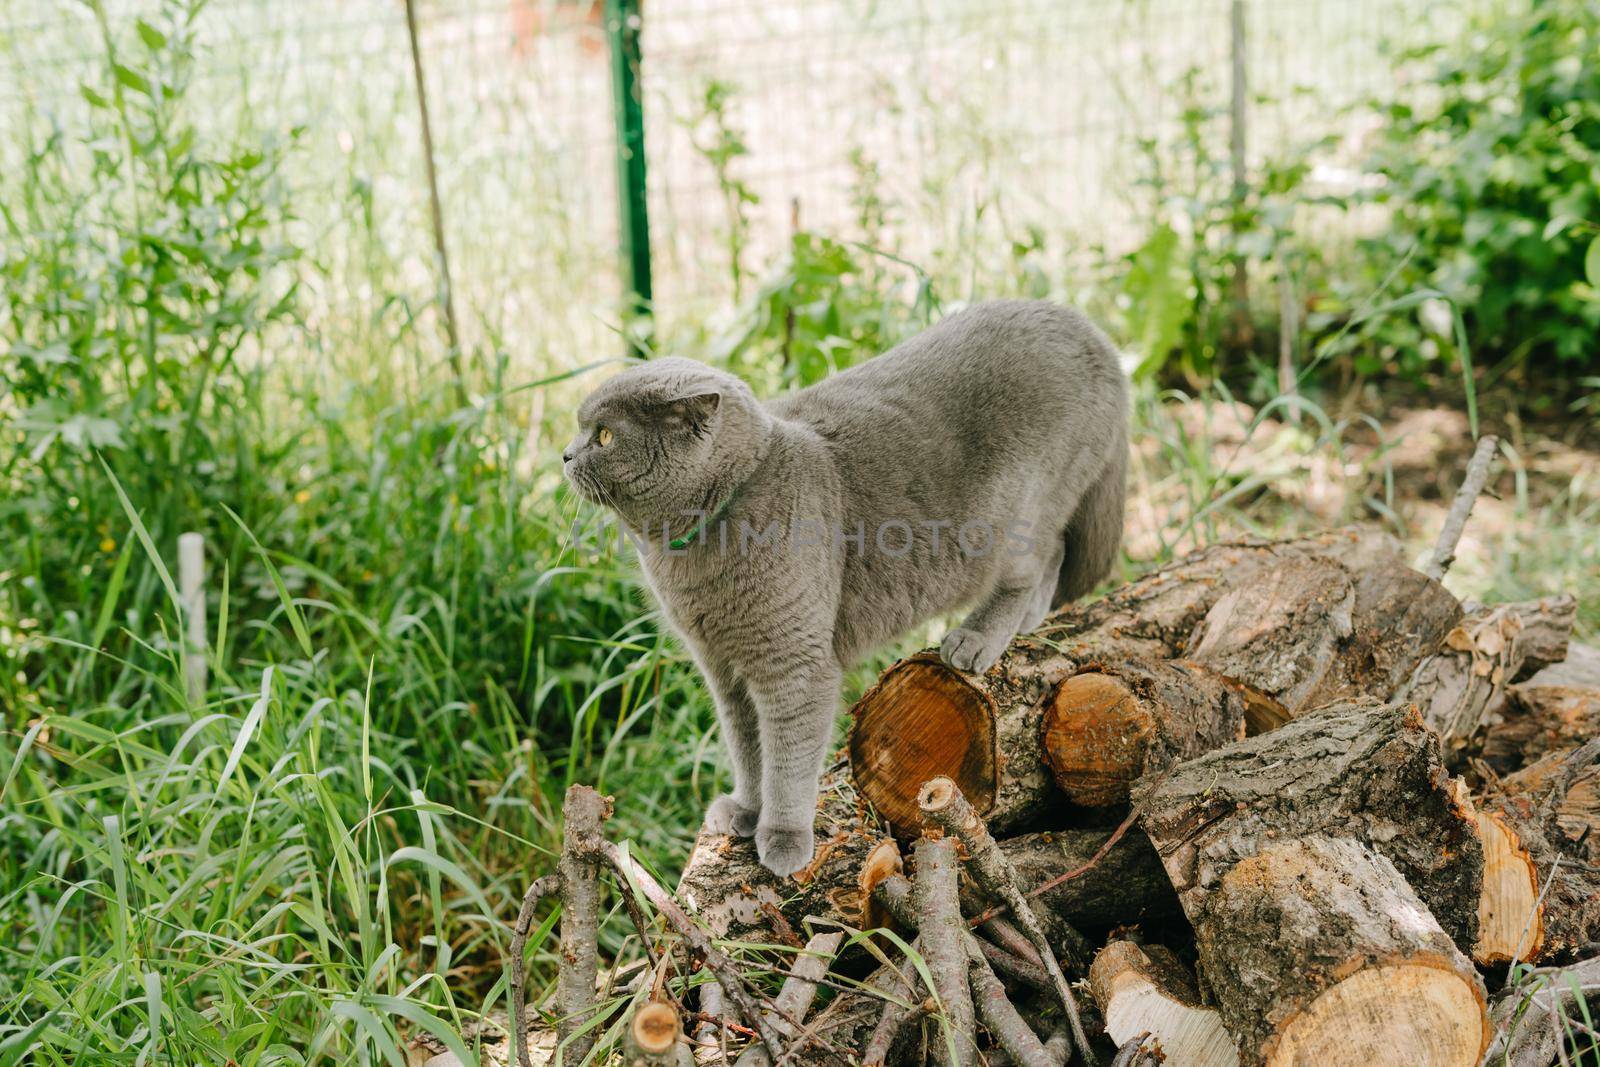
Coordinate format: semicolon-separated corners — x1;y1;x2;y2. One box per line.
1586;235;1600;290
111;63;150;96
80;84;111;109
135;19;167;51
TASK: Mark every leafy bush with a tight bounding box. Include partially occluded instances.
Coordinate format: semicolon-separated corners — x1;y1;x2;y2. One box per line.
1106;71;1334;390
1356;0;1600;381
1;0;298;645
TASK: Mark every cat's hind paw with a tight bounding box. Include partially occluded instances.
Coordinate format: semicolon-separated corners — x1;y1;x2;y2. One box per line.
704;794;759;837
756;825;814;877
939;627;1008;674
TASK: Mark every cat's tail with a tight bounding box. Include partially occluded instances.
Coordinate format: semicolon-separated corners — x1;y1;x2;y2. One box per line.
1054;422;1127;605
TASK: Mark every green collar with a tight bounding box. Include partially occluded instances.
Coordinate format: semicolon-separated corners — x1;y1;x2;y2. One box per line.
668;490;738;550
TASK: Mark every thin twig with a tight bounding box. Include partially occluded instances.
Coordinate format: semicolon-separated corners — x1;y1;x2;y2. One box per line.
920;778;1096;1066
593;838;789;1064
739;931;844;1067
1425;433;1498;580
914;835;979;1067
968;774;1158;928
509;872;562;1067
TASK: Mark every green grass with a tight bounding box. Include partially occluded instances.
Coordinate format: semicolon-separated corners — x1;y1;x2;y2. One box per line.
2;1;1597;1063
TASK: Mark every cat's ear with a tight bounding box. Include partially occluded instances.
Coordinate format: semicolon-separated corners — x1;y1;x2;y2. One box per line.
663;391;720;430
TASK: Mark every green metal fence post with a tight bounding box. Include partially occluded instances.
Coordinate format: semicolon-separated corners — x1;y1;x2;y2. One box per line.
606;0;652;350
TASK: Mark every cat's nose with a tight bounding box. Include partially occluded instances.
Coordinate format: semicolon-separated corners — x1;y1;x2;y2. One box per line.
561;441;577;464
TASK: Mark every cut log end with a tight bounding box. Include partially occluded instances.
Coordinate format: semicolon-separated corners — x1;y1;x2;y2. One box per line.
1197;837;1489;1067
1269;960;1487;1067
849;839;906;934
1089;941;1238;1067
916;775;959;816
631;1002;682;1055
850;655;996;830
1471;808;1544;965
1042;671;1155;807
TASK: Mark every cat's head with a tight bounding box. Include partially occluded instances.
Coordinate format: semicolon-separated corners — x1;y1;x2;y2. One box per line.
563;357;772;528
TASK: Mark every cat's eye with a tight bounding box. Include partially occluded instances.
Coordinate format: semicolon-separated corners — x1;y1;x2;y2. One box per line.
595;426;613;447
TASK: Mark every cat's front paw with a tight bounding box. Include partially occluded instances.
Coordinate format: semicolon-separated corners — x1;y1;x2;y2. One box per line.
755;825;814;877
939;627;1007;674
704;794;759;837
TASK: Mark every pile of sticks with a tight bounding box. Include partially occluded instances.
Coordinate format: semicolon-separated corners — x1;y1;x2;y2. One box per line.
483;440;1599;1067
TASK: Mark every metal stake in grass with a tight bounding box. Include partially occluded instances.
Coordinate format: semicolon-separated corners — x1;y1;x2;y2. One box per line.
401;0;468;405
178;532;207;703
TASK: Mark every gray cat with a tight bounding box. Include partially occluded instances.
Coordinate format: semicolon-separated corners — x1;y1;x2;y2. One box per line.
562;300;1128;875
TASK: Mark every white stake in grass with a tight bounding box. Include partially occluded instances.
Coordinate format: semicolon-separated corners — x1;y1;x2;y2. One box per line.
178;532;207;702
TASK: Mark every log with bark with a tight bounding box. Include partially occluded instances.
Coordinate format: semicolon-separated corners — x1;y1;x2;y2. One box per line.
1471;739;1600;965
1479;639;1598;773
508;513;1597;1067
1134;699;1485;948
850;526;1405;831
1089;940;1237;1067
1192;835;1488;1066
1183;553;1459;731
1041;658;1247;808
676;770;903;944
1399;597;1577;758
850;529;1465;828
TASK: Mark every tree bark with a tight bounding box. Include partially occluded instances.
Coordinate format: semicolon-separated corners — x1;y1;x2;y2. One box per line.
676;771;902;944
1186;555;1459;732
1399;596;1576;757
914;836;980;1067
1089;941;1237;1067
557;785;613;1064
1042;658;1247;807
1473;739;1600;964
625;1002;693;1067
997;828;1180;929
849;527;1401;832
1480;637;1597;773
1192;836;1488;1066
1134;700;1484;950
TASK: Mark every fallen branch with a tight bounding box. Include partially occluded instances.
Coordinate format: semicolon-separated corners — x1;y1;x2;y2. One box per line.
919;777;1096;1066
627;1001;693;1066
860;965;928;1067
509;872;562;1067
914;835;979;1067
967;952;1054;1067
594;838;788;1064
556;785;612;1066
1426;433;1499;581
737;931;844;1067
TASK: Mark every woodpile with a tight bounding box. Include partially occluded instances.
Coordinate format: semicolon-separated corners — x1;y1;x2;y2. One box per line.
484;443;1600;1067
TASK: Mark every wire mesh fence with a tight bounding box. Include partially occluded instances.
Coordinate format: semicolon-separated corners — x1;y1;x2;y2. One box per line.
1;0;1499;374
